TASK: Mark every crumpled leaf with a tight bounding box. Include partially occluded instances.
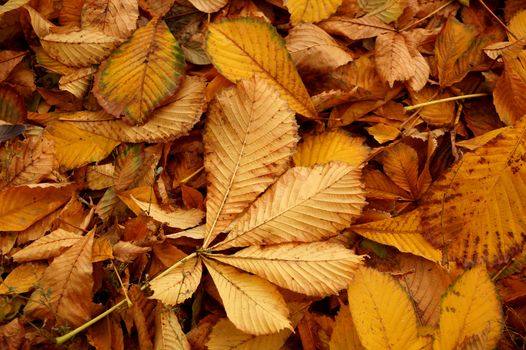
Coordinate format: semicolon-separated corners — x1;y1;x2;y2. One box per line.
206;17;317;119
94;18;185;124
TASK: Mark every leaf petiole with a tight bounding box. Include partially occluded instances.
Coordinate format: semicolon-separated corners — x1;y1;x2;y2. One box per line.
404;93;488;111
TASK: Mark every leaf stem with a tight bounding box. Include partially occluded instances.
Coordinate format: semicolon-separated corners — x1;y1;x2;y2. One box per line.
54;252;197;344
404;93;488;111
178;166;204;185
399;0;454;32
477;0;518;40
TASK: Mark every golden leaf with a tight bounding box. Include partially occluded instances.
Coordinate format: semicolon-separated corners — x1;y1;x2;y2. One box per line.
493;52;526;125
11;228;81;262
154;305;191;350
352;210;443;264
420;117;526;266
149;255;202;305
187;0;228;13
318;16;393;40
62;76;206;142
206;17;317;119
365;123;400;144
81;0;139;39
329;304;364;350
86;163;115;190
409;86;455;126
209;242;363;296
207;318;292;350
0;263;46;294
285;0;342;25
364;168;412;201
286;23;352;74
59;67;96;98
0;184;77;231
25;231;95;328
348;266;428;349
434;265;502;350
375;32;415;87
381;143;419;198
94;18;185;124
131;196;204;229
509;9;526;40
202;258;292;335
41;29;122;67
203;78;298;247
293;129;369;167
215;162;366;249
43;122;119;171
358;0;406;23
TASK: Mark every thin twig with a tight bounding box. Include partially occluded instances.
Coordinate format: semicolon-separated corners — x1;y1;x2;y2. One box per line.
112;262;132;307
179;166;204;185
404;93;488;111
477;0;518;40
400;0;454;32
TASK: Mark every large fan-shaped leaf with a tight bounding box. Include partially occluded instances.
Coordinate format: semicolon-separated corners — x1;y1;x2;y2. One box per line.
41;29;121;67
94;18;185;124
202;258;292;335
285;0;342;25
61;76;206;142
24;231;94;328
0;184;77;231
348;266;428;350
149;255;202;306
203;78;298;247
209;242;363;296
434;265;502;350
293;129;369;167
214;162;366;249
206;18;317;119
420;117;526;266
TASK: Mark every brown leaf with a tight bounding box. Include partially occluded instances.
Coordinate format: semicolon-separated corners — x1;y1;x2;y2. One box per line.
375;32;414;87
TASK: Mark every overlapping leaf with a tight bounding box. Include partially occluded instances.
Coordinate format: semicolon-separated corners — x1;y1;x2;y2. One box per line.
203;78;298;247
286;0;342;25
358;0;406;23
154;305;191;350
81;0;139;39
206;18;317;119
11;229;81;262
94;18;185;124
208;242;363;296
0;263;46;294
132;196;204;229
214;162;366;249
319;16;393;40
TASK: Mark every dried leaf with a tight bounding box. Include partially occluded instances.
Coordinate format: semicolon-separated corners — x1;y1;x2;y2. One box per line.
131;196;204;229
0;184;77;231
24;231;95;327
0;51;26;83
358;0;406;23
202;258;292;335
188;0;228;13
149;255;202;305
493;52;526;125
81;0;139;39
11;229;81;262
154;305;191;350
0;263;46;294
329;304;364;350
203;78;298;247
209;242;363;296
348;266;428;349
434;265;502;349
94;18;185;124
0;86;26;123
215;162;366;249
286;0;342;25
375;32;414;87
206;17;317;119
381;143;419;198
318;16;393;40
0;0;29;15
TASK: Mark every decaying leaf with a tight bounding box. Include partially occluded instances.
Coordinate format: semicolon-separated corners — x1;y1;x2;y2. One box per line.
154;305;191;350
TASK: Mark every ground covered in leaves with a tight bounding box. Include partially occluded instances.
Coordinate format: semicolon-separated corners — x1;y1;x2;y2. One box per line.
0;0;525;349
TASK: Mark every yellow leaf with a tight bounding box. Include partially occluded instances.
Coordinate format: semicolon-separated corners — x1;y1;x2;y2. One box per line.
11;228;81;262
214;162;366;249
285;0;342;25
202;258;292;335
209;242;363;296
62;76;207;142
25;231;95;328
319;16;393;40
92;237;114;262
187;0;228;13
329;304;364;350
41;29;122;67
365;123;400;144
381;143;419;198
0;0;29;16
149;255;202;305
420;116;526;266
154;305;191;350
493;52;526;125
375;32;414;87
94;18;186;124
131;196;204;229
206;17;317;119
207;318;292;350
0;263;47;294
509;9;526;40
43;122;119;170
434;265;502;350
86;163;115;190
0;184;77;231
59;66;96;98
203;78;298;247
286;23;352;74
352;210;443;264
348;266;428;350
81;0;139;39
293;129;369;167
358;0;406;23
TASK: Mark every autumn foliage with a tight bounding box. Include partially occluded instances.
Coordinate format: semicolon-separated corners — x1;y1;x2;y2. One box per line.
0;0;525;349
